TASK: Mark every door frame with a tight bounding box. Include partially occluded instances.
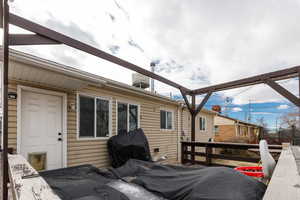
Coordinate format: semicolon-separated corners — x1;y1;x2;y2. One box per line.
17;85;68;168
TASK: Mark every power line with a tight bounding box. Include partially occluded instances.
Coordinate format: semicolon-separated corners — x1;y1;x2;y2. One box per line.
205;104;294;109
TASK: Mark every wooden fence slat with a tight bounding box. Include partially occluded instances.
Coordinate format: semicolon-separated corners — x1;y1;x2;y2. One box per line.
205;146;212;165
181;142;282;166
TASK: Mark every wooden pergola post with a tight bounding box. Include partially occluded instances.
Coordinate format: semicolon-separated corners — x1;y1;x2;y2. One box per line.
298;71;300;141
2;1;9;199
179;89;213;163
191;95;196;162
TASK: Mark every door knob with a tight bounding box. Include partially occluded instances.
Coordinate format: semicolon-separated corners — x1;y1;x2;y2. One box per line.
58;132;62;136
58;138;62;141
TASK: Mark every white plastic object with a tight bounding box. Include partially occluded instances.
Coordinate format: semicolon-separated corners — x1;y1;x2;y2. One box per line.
259;140;276;179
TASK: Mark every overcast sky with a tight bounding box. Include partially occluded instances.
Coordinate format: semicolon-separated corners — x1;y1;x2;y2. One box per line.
6;0;300;128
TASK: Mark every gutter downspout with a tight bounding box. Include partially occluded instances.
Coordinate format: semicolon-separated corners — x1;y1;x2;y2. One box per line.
177;105;180;162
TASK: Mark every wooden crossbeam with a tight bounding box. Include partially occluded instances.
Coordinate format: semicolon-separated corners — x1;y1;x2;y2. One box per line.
9;34;61;45
266;79;300;107
180;88;193;114
191;66;300;95
8;13;190;92
0;1;3;28
194;91;213;116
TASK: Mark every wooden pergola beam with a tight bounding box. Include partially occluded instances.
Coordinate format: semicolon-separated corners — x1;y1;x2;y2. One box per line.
180;88;193;114
191;66;300;95
194;91;213;116
266;79;300;107
9;34;61;45
8;13;190;92
0;1;3;28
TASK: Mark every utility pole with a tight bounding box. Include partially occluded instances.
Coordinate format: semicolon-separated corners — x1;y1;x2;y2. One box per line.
224;97;231;116
275;117;278;132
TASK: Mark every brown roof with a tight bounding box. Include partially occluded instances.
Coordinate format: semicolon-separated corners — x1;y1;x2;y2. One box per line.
216;114;262;128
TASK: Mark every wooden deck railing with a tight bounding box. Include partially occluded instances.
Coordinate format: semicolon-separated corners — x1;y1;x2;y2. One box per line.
181;141;282;166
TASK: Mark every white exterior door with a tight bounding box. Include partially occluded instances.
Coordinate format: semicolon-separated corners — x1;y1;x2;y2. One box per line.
21;90;63;170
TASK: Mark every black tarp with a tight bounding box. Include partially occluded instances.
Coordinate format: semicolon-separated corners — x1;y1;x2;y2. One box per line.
40;164;166;200
41;160;266;200
108;159;267;200
107;128;152;168
40;165;129;200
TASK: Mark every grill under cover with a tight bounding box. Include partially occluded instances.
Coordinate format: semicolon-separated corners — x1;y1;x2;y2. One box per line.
107;128;152;168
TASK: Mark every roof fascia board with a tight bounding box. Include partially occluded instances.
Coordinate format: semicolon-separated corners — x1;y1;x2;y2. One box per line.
6;48;180;105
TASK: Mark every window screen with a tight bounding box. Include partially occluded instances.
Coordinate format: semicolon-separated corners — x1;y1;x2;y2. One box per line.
167;112;172;129
96;99;109;137
160;110;172;129
160;110;166;129
129;104;138;131
118;103;128;133
199;117;206;131
79;96;95;137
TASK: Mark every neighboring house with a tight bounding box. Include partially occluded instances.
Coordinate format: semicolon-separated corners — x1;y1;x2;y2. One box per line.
181;107;216;142
214;114;262;144
2;49;215;171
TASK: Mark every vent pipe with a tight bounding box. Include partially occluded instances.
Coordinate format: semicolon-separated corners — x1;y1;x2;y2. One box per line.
150;62;155;92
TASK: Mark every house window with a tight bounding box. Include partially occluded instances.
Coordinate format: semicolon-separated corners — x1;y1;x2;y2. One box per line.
214;125;219;134
199;116;206;131
78;95;110;138
117;102;139;133
160;110;173;130
238;126;247;136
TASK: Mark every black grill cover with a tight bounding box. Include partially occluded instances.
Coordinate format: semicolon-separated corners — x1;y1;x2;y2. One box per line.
109;159;267;200
107;128;152;168
40;165;130;200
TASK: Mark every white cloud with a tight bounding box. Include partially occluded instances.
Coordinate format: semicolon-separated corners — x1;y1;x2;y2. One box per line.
232;107;242;112
8;0;300;102
251;112;273;115
277;104;290;110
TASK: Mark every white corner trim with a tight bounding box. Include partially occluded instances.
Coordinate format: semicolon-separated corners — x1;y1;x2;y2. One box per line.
16;85;68;168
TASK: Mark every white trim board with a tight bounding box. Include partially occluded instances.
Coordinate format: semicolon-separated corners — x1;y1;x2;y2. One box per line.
198;115;207;132
159;108;175;131
115;99;141;134
17;85;68;168
76;92;113;140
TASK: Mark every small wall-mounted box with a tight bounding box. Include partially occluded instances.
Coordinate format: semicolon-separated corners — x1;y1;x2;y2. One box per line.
8;92;17;100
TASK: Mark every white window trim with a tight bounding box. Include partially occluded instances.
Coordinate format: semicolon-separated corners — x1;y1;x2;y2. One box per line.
160;109;175;131
116;100;141;134
238;125;247;137
235;123;239;136
199;116;207;132
76;93;112;140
